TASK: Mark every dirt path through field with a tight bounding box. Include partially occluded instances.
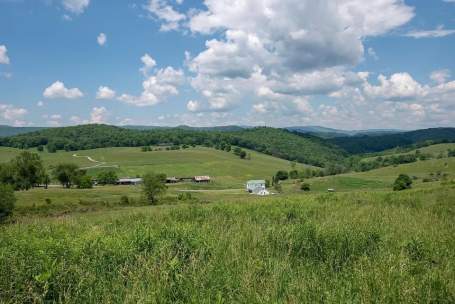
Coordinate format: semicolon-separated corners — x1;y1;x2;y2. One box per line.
72;154;119;170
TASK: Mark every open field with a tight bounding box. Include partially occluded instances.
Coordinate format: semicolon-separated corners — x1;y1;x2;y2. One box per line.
0;146;310;188
278;156;455;193
2;144;455;303
1;185;454;303
362;143;455;162
5;146;454;216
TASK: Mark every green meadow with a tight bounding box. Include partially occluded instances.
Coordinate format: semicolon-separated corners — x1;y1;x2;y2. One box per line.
1;145;455;303
0;146;310;188
1;186;455;303
362;143;455;162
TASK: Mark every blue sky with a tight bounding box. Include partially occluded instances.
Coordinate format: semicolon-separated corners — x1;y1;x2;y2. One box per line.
0;0;454;129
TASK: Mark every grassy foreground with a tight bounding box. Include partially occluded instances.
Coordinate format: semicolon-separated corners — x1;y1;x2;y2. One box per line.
1;186;454;303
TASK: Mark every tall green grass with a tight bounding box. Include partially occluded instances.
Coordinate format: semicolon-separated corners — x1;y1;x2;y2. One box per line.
1;186;454;303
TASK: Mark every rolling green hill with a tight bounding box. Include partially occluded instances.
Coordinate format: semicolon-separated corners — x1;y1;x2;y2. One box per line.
228;127;346;166
0;124;346;167
297;154;455;193
361;143;455;162
0;146;312;187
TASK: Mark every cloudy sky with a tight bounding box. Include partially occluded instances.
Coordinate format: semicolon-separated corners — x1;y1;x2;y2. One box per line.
0;0;454;129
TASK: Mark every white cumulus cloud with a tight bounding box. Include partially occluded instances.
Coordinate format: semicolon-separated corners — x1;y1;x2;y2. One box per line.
0;45;10;64
430;69;451;84
145;0;186;31
90;107;108;123
97;33;107;46
43;81;84;99
186;100;201;112
140;53;157;76
405;25;455;38
0;104;27;126
119;66;184;107
96;86;116;99
185;0;414;112
62;0;90;15
363;73;428;100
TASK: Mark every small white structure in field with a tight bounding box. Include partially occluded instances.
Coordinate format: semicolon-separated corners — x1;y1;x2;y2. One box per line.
256;189;270;196
327;188;336;192
193;176;211;183
118;178;143;185
246;180;269;195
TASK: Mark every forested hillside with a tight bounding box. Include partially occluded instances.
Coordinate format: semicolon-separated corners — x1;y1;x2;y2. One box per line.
229;128;346;166
330;128;455;154
0;124;345;167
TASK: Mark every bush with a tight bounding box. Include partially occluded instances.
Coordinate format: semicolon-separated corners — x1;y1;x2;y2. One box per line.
97;171;118;185
120;195;129;205
289;170;299;179
301;183;311;191
45;198;52;205
46;143;57;153
77;175;93;189
393;174;413;191
0;184;16;222
275;170;289;181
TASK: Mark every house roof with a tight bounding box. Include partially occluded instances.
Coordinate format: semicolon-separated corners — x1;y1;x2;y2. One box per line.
118;178;143;183
247;180;266;184
194;176;211;181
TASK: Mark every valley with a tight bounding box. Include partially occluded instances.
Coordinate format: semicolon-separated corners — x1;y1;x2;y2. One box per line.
0;125;454;303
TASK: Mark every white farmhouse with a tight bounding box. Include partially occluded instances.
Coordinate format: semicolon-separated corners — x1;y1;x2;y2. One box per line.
246;180;267;194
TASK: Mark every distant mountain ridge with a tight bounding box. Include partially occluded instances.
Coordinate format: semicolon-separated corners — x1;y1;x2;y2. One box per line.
123;125;245;132
286;126;405;138
0;125;47;137
0;124;405;138
329;127;455;154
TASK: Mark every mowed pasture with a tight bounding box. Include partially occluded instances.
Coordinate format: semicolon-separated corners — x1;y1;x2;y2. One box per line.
1;186;454;303
297;152;455;193
0;146;310;188
362;143;455;162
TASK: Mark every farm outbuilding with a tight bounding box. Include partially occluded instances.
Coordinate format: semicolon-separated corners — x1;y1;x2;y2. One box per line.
117;178;143;185
193;176;211;183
